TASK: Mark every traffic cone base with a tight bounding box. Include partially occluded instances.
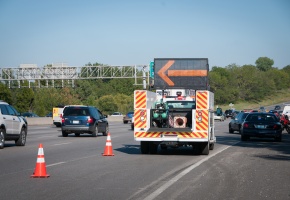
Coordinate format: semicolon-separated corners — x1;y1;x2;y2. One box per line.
102;133;114;156
31;143;50;178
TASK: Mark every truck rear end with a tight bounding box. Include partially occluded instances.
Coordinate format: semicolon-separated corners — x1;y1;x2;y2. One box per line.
133;58;215;155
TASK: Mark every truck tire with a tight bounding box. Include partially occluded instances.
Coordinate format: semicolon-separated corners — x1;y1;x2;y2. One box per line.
209;143;214;150
193;142;209;155
149;142;158;154
140;141;149;154
200;142;209;155
15;127;27;146
0;128;5;149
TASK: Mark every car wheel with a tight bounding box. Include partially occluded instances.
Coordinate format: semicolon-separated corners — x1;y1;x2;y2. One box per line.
62;130;68;137
102;125;108;136
238;127;241;134
15;127;27;146
0;128;5;149
229;126;234;133
123;121;128;124
92;126;98;137
275;135;282;142
241;134;248;141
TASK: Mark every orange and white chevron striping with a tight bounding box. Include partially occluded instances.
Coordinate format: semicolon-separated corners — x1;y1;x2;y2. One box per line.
196;91;208;110
134;131;207;138
134;109;147;129
135;91;146;109
195;110;209;131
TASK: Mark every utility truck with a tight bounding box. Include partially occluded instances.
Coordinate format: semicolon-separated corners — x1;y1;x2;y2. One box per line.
133;58;215;155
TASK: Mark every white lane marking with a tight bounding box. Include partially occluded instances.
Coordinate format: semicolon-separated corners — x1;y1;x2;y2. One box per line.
144;142;240;200
53;143;71;146
47;162;66;167
37;136;55;138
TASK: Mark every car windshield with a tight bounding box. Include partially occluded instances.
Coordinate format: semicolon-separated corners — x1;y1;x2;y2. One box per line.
166;101;195;109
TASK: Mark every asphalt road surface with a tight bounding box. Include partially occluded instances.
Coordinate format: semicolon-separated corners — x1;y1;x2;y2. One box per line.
1;119;290;200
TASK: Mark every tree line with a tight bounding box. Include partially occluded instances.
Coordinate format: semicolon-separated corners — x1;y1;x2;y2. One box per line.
0;57;289;116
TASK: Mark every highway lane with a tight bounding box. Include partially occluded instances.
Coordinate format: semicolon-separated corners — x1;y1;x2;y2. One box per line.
1;119;290;200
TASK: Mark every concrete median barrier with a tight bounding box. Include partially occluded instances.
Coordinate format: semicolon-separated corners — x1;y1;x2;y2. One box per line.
26;116;124;125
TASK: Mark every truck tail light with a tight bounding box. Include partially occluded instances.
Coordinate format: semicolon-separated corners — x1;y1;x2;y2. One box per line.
198;111;202;122
140;110;145;121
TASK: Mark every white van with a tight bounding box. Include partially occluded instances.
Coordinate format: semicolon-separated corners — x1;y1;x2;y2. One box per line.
282;104;290;117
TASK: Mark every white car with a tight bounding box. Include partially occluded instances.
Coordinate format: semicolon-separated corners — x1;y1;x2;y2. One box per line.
214;112;225;121
0;101;28;149
111;112;123;116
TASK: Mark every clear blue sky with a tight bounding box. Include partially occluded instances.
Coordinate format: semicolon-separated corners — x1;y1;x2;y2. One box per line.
0;0;289;69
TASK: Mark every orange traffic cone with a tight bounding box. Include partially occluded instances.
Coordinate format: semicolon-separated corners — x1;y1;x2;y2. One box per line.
102;133;114;156
31;143;50;178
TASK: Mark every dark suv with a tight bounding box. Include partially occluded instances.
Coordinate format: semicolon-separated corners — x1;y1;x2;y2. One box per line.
61;106;108;137
0;101;28;149
225;110;233;118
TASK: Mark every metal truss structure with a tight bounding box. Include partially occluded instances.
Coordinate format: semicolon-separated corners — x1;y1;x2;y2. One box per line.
0;64;149;88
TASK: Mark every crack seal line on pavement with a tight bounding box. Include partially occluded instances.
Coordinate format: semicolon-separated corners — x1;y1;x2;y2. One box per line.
143;142;240;200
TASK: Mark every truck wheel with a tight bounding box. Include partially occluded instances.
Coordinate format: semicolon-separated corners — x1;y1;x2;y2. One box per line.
200;142;209;155
131;124;134;130
15;128;27;146
160;144;167;150
62;130;68;137
209;143;214;150
149;142;158;154
0;128;5;149
140;141;149;154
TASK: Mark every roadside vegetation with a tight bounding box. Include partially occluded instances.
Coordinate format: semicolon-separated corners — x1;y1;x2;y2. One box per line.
0;57;290;116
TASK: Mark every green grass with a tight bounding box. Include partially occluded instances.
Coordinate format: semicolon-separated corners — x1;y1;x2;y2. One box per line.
217;88;290;111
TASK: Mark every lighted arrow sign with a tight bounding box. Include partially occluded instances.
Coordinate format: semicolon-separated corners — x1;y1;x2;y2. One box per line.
157;60;208;86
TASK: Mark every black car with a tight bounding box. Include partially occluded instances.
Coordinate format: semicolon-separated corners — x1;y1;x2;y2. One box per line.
61;106;108;137
274;105;281;110
229;112;250;133
225;110;233;118
22;112;39;117
240;112;282;141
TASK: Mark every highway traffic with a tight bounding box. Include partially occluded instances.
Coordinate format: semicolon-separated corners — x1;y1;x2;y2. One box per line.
1;119;290;200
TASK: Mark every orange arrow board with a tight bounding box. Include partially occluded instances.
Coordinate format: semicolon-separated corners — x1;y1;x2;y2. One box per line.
157;60;175;86
157;60;208;86
168;70;208;77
